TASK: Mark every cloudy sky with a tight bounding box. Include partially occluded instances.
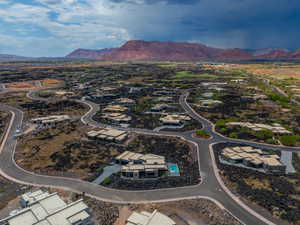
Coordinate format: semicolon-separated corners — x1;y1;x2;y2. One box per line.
0;0;300;57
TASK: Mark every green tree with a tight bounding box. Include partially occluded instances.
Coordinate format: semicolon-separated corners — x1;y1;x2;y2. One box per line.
255;129;274;140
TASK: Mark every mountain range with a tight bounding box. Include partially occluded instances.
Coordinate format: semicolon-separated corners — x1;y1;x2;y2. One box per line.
65;48;116;59
2;40;300;62
66;40;300;61
0;54;30;61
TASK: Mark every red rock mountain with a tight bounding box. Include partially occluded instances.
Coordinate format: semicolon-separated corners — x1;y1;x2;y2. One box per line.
256;49;290;59
289;50;300;59
98;40;253;61
66;40;300;61
66;48;116;59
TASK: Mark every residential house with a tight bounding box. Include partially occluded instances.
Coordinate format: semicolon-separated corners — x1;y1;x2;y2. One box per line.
126;210;176;225
0;190;91;225
115;151;168;179
31;115;70;128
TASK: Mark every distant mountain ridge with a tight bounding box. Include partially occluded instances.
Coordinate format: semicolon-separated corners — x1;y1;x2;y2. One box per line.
95;40;300;61
97;40;253;61
2;40;300;62
65;48;116;59
0;54;85;62
0;54;30;61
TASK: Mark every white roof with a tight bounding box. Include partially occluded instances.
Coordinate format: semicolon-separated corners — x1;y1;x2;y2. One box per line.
38;194;67;215
67;211;90;224
126;210;176;225
21;190;49;205
126;212;149;225
146;211;176;225
226;122;292;134
87;128;128;140
9;210;38;225
1;191;90;225
31;115;70;123
45;200;89;225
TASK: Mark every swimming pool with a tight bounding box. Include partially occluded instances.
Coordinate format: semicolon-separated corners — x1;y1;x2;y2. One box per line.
168;163;180;176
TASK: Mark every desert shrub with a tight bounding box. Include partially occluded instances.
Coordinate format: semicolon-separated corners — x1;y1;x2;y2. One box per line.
102;177;112;185
220;127;227;133
216;119;227;128
229;132;238;139
266;138;277;145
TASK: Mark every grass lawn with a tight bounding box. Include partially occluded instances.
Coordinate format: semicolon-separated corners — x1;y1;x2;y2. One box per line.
195;130;211;139
173;71;217;79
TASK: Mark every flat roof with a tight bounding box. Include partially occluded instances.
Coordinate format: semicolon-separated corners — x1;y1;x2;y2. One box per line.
222;146;284;168
118;151;167;172
116;151;143;161
126;210;176;225
87;128;128;140
21;190;48;204
1;191;90;225
103;105;128;112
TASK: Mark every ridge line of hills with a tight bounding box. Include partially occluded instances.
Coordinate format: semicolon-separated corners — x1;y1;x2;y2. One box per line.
2;40;300;61
66;40;300;61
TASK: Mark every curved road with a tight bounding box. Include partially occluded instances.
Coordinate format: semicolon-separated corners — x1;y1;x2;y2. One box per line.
0;90;299;225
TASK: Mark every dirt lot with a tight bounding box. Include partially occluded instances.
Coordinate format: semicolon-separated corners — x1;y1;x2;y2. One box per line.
0;176;30;216
0;111;9;137
20;99;88;120
15;122;94;179
5;81;39;91
0;93;34;107
0;93;88;120
241;64;300;79
206;63;300;79
41;79;64;88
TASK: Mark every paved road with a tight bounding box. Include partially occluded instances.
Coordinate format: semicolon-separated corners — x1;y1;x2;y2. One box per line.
0;90;299;224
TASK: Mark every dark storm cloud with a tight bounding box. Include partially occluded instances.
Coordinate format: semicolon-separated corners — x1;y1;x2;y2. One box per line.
123;0;300;49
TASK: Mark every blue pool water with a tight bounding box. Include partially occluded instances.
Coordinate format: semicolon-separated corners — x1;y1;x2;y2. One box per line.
168;163;180;176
